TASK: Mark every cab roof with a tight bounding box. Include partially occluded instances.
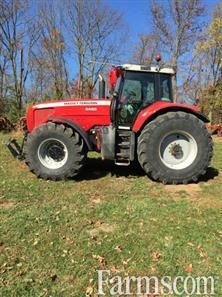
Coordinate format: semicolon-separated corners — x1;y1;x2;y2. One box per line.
119;64;175;75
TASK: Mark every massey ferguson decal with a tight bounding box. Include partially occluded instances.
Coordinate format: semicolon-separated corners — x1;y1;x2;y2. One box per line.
34;100;110;109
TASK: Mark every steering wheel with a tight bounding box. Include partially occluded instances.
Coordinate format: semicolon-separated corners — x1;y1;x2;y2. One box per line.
129;90;136;97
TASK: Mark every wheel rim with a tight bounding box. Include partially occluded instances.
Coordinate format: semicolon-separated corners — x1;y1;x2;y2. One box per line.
38;138;68;169
159;131;198;170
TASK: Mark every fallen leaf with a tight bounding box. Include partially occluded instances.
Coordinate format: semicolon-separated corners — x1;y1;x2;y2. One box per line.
86;286;93;297
165;236;172;241
93;254;106;267
114;245;122;253
183;263;193;272
110;265;119;273
122;258;131;265
51;274;57;282
16;263;22;268
24;278;34;283
86;219;94;225
199;250;208;259
151;252;162;262
33;239;39;246
187;242;194;247
95;221;103;227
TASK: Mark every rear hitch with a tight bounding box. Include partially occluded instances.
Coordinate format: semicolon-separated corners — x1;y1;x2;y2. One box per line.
7;135;27;161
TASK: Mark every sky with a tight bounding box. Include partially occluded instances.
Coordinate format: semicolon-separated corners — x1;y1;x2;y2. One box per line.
67;0;220;80
104;0;219;43
105;0;153;37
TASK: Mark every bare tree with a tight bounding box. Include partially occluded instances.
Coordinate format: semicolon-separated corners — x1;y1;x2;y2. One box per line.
0;35;9;114
132;33;160;65
179;55;203;103
0;0;12;114
30;1;69;100
65;0;124;98
151;0;205;100
180;2;222;105
191;3;222;122
0;0;38;118
195;3;222;86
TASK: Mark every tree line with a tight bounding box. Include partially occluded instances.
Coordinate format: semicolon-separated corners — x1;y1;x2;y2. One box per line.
0;0;221;123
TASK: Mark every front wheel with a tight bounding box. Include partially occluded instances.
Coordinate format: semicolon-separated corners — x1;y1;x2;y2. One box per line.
137;112;213;184
24;123;86;180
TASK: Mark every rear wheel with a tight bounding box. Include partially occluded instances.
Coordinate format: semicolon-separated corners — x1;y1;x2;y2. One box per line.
137;112;213;184
24;122;86;180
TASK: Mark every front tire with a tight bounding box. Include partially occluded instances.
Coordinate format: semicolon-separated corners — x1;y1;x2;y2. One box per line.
137;112;213;184
24;123;86;180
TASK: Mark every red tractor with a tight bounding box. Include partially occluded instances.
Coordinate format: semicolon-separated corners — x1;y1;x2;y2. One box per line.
8;62;213;184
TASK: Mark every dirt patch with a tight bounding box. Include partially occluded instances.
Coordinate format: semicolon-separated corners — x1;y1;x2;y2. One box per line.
213;135;222;143
164;183;202;199
0;199;15;209
197;197;222;208
164;177;222;208
87;222;115;237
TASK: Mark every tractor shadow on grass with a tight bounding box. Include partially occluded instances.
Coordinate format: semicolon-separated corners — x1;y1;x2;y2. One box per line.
198;167;219;182
75;157;219;182
76;157;145;181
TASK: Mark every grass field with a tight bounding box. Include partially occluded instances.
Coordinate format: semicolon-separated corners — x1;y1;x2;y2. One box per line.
0;132;222;297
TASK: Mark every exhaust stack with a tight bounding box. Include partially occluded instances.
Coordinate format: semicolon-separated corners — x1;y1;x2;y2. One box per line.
98;74;105;98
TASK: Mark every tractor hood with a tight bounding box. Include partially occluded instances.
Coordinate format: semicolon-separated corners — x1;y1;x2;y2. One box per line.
27;99;111;132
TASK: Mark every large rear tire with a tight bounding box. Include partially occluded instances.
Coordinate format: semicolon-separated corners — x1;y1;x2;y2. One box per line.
24;122;86;180
137;112;213;184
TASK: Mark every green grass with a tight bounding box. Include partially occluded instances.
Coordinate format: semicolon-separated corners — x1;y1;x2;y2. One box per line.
0;133;222;296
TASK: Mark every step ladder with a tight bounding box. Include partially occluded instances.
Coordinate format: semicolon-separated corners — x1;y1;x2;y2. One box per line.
115;129;134;166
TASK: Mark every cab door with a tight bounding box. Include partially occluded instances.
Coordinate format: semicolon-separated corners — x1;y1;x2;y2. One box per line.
117;71;156;126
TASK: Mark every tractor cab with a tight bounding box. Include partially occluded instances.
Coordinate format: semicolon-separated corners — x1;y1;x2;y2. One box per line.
109;64;175;127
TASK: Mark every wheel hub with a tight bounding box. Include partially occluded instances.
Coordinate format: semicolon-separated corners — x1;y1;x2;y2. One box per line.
38;138;68;170
47;144;65;161
169;143;184;159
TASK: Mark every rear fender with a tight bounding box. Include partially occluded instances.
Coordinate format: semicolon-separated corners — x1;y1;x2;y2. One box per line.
132;102;209;132
48;117;93;150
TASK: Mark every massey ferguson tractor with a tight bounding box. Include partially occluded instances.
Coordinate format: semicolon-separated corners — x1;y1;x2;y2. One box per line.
7;59;213;184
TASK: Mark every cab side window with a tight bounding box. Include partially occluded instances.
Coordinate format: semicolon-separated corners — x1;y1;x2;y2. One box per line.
160;75;172;102
143;80;155;105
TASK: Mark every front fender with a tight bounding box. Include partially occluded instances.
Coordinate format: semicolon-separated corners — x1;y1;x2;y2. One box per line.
48;117;93;150
132;102;209;132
